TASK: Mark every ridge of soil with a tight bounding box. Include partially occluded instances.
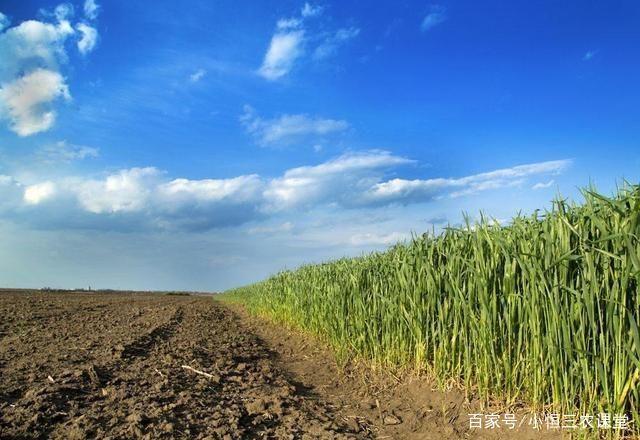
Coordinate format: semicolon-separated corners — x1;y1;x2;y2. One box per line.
228;304;564;440
0;292;565;439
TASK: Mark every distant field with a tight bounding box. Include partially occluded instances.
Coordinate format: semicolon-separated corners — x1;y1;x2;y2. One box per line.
223;185;640;438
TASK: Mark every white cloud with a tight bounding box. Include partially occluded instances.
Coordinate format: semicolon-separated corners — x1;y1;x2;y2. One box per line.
350;231;409;246
74;167;160;214
301;3;323;18
0;6;99;136
313;27;360;61
368;160;571;204
277;18;302;30
158;175;262;205
0;68;71;136
24;181;57;205
84;0;100;20
421;5;447;32
189;68;207;83
54;4;75;22
76;22;97;55
583;50;596;61
0;19;74;81
449;178;524;198
532;180;555;190
263;151;413;211
13;168;265;229
39;140;99;162
0;13;10;32
258;3;356;80
258;30;305;80
0;153;572;232
241;105;348;146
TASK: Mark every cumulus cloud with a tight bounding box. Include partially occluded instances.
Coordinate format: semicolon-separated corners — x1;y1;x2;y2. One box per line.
0;16;74;83
0;69;71;136
155;175;265;231
76;22;97;54
84;0;100;20
73;167;160;214
158;175;262;206
241;105;348;146
24;181;57;205
11;168;265;231
0;153;572;232
421;5;447;32
0;4;100;136
263;151;414;211
367;160;571;204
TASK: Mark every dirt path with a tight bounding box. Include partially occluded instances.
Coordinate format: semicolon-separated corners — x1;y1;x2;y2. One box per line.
0;292;561;439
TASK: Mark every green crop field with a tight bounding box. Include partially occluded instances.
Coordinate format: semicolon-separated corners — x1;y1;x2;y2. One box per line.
223;184;640;436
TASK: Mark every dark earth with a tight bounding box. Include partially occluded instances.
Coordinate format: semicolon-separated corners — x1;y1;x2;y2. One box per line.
0;291;563;439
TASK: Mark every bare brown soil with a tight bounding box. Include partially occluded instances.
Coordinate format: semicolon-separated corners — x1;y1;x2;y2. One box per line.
0;292;565;439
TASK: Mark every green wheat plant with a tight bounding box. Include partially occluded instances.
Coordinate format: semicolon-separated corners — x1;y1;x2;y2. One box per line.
222;183;640;436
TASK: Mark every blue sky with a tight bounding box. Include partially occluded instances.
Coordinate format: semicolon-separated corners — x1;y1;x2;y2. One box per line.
0;0;638;291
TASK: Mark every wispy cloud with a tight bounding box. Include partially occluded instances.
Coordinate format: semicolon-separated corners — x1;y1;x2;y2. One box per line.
313;27;360;61
38;141;99;163
583;50;597;61
301;3;323;18
277;17;303;31
240;105;349;146
349;231;409;246
54;3;75;22
367;160;571;205
258;30;305;80
77;22;98;55
258;3;358;80
421;5;447;32
532;180;555;190
83;0;100;20
189;68;207;83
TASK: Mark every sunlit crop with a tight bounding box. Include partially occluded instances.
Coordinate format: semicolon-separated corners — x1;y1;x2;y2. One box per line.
223;184;640;434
